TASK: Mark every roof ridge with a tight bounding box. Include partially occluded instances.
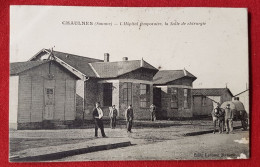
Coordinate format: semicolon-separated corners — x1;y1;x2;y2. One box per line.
11;60;48;64
52;50;102;61
91;59;140;64
158;69;184;71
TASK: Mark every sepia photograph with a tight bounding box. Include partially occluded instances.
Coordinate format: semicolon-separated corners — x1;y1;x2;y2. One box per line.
9;6;249;162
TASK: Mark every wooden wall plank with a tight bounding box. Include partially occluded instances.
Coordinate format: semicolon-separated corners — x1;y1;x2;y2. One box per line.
65;80;75;120
55;79;66;120
31;76;44;122
18;75;32;123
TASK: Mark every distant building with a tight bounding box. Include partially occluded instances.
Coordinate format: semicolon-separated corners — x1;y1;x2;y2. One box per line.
234;89;249;113
192;88;233;117
153;69;197;119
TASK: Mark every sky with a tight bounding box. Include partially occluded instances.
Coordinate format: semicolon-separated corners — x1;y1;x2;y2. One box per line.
10;6;249;95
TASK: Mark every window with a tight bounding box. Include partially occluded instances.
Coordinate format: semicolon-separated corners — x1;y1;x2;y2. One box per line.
140;84;150;108
45;88;54;105
123;82;132;106
103;83;113;106
184;89;188;108
44;88;54;120
170;88;178;108
183;89;191;109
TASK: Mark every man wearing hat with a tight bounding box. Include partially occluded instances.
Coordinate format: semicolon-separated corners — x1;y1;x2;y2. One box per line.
109;105;118;129
93;102;107;138
212;103;221;134
218;107;225;133
225;103;234;134
125;104;134;133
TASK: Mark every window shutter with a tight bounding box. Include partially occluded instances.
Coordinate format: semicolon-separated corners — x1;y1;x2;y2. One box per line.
178;88;183;108
187;89;191;108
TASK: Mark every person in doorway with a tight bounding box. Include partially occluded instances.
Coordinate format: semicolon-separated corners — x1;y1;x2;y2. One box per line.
225;104;234;134
125;105;134;133
109;105;118;129
93;102;107;138
150;104;156;121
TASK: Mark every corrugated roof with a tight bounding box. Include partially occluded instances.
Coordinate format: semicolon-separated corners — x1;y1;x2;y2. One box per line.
192;88;233;97
29;49;159;78
90;59;158;78
51;50;103;77
31;49;158;78
153;69;196;85
10;61;49;75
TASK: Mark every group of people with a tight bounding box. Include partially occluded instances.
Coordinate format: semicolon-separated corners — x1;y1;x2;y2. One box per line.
92;102;134;138
92;102;157;138
212;103;234;134
93;101;241;137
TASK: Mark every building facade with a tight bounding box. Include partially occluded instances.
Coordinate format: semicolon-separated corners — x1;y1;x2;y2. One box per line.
192;88;233;117
10;48;236;129
153;70;197;119
10;60;79;129
16;49;158;128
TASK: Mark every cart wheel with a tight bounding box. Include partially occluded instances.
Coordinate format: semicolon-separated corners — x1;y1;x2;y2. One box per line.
242;119;248;130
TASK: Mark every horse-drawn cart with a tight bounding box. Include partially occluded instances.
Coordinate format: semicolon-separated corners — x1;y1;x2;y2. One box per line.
220;100;249;130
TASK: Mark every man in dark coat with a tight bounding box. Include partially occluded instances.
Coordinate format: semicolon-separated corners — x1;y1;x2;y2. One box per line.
125;105;134;133
218;108;225;133
93;102;107;138
109;105;118;129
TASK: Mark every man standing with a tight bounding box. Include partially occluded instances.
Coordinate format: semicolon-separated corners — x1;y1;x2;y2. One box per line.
109;105;118;129
225;104;234;134
150;104;156;121
212;103;221;134
125;105;134;133
93;102;107;138
218;108;225;134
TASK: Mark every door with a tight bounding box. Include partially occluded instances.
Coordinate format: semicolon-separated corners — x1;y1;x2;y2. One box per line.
193;96;201;116
153;87;161;108
44;88;54;120
153;87;162;118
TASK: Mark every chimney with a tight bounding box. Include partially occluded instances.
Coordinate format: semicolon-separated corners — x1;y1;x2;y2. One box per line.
183;68;187;76
104;53;109;62
122;57;128;61
141;58;144;67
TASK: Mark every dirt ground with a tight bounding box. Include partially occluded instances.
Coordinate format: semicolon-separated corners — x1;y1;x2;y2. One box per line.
9;138;89;153
57;129;249;161
9;119;243;158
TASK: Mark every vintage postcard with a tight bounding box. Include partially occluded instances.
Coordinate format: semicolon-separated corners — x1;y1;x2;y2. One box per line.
9;6;249;161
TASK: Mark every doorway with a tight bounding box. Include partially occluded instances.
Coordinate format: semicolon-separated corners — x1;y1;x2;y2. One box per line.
44;88;54;120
